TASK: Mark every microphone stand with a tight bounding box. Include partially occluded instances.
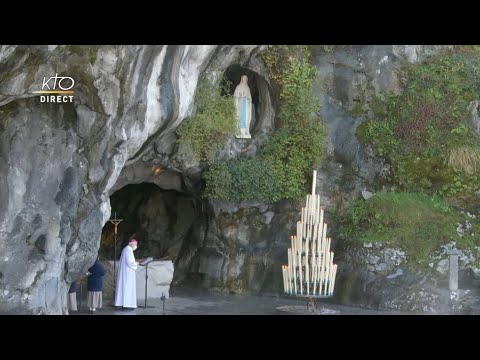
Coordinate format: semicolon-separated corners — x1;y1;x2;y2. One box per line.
139;258;154;309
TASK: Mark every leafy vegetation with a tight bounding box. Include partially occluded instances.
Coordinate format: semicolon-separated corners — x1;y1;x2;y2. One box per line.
341;192;479;268
342;47;480;267
203;46;325;202
356;46;480;210
176;77;237;163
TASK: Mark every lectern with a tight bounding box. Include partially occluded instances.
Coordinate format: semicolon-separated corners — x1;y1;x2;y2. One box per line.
138;257;154;309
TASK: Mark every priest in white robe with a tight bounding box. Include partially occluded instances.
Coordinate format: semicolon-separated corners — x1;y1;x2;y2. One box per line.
115;239;139;309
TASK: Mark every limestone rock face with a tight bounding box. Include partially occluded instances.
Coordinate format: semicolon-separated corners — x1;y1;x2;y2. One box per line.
0;45;453;314
335;240;480;313
174;200;299;295
310;45;453;212
0;45;264;314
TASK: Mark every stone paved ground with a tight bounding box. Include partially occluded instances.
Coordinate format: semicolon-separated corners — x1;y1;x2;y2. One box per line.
70;287;438;315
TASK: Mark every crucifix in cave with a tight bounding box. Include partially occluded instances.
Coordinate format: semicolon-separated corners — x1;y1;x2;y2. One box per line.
109;212;123;291
281;170;338;311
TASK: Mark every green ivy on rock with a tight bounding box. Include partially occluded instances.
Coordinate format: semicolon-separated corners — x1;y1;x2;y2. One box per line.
203;46;326;203
176;77;237;163
356;46;480;210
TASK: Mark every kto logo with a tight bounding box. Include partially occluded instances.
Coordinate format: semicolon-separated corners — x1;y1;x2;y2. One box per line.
33;73;75;103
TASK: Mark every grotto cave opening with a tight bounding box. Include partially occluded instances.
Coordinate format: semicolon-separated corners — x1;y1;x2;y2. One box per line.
99;182;205;288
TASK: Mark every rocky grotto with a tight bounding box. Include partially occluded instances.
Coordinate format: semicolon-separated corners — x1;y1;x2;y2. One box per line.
1;45;480;314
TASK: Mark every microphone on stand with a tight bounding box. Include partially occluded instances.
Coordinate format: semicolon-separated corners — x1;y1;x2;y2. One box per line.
139;257;154;309
161;293;166;315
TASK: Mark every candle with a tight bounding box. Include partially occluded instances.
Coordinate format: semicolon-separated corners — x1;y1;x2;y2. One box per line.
322;223;328;256
331;254;336;295
317;253;321;295
319;209;324;254
325;251;331;296
328;260;333;295
316;251;320;296
308;203;311;225
316;195;320;224
287;266;291;294
300;254;304;295
322;241;328;295
311;195;315;225
295;225;303;251
320;244;326;294
298;248;302;295
328;262;334;295
331;264;338;295
298;223;302;246
292;249;297;294
312;170;317;196
292;248;297;294
311;223;316;263
287;248;291;293
286;266;289;293
312;247;317;295
316;221;321;254
305;237;309;295
306;195;311;224
311;194;316;224
289;249;294;294
303;217;307;244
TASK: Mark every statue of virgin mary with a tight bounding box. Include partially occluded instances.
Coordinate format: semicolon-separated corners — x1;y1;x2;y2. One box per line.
233;75;252;139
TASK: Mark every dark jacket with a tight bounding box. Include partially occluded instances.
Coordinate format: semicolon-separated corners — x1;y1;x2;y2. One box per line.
68;281;78;293
87;260;106;292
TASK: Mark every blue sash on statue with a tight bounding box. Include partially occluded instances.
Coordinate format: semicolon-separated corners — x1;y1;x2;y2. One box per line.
241;96;247;129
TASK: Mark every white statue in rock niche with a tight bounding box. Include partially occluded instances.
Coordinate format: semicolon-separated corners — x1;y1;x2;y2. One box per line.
234;75;252;139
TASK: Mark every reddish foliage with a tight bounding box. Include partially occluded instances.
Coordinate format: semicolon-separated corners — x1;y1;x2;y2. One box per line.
394;103;433;149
